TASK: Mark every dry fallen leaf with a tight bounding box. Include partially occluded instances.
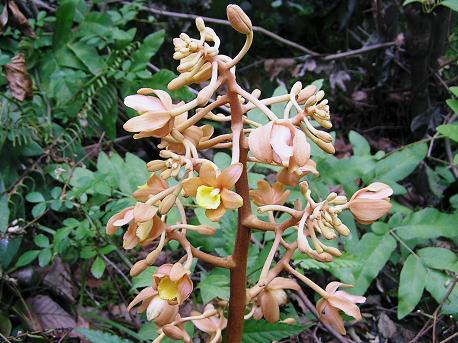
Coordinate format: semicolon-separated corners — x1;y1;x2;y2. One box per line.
44;257;77;303
28;295;76;330
264;58;299;80
5;53;33;101
0;0;35;38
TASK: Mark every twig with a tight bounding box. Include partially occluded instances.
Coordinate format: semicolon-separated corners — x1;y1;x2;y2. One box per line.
134;3;318;55
410;274;458;343
294;290;354;343
136;2;396;60
102;254;133;287
440;331;458;343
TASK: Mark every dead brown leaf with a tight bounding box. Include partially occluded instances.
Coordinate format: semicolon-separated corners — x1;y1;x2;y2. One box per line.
27;295;76;330
44;257;77;303
5;53;33;101
264;58;299;80
0;0;35;38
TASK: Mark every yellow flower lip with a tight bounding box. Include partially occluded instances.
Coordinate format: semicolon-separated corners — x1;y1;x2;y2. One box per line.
158;277;179;301
196;185;221;209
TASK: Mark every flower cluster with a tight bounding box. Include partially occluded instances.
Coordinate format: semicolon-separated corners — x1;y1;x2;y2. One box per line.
104;4;393;342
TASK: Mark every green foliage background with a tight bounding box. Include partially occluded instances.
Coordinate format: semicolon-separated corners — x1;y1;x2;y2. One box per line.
0;0;457;342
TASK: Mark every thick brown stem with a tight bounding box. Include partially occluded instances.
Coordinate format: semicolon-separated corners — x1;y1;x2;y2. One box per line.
225;81;252;342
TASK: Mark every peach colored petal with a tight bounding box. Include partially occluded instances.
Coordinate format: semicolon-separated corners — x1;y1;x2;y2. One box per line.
127;287;157;311
206;203;226;221
322;302;346;335
133;203;158;222
112;209;134;227
201;124;214;141
199;162;218;187
177;276;193;303
169;263;187;282
292;129;311;166
325;281;345;294
277;168;300;187
260;291;280;323
192;316;217;333
155;264;173;279
106;206;134;234
154;302;179;326
123;223;140;249
124;94;165;113
327;296;362;320
149;89;173;109
253;306;263;320
269;277;301;291
335;290;366;304
123;111;171;133
349;199;391;223
182;177;204;197
248;122;274;162
217;163;243;189
221;189;243;209
270;124;293;163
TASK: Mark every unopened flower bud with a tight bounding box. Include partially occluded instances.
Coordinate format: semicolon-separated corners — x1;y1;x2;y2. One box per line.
314;130;333;143
316;140;336;154
335;223;350;236
159;194;177;214
227;4;252;34
160;168;173;180
297;85;317;104
163;324;190;342
147;160;166;172
195;225;216;235
146;248;162;265
137;88;154;95
281;317;297;325
195;17;205;32
323;245;342;257
130;259;148;276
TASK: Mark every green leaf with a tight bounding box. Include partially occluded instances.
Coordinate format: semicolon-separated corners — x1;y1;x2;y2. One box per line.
197;268;230;304
15;250;40;267
26;192;45;203
75;328;133;343
53;0;77;47
32;203;47;218
417;247;458;272
349;131;370;156
374;143;427;183
351;233;397;294
395;208;458;240
242;319;304;343
130;30;165;72
34;234;50;248
441;0;458;12
450;86;458;97
132;266;157;290
67;41;105;75
398;254;426;319
214;152;231;169
403;0;422;5
0;237;22;268
0;194;9;233
311;78;324;91
91;256;106;279
137;69;194;102
38;248;53;267
437;123;458;142
425;269;458;314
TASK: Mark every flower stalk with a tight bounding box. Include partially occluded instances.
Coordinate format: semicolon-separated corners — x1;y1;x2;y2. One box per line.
102;4;394;342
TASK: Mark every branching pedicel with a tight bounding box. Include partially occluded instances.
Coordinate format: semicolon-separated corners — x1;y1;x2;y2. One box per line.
106;5;393;342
